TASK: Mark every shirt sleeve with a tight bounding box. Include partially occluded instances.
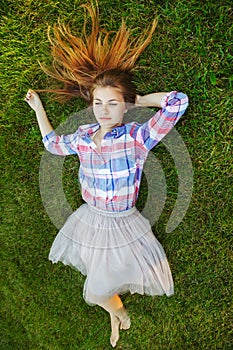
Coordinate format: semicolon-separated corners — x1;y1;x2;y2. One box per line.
130;91;189;151
42;129;80;156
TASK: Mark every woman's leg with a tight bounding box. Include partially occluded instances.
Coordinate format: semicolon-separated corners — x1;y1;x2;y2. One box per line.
109;314;121;347
96;294;131;347
97;294;131;328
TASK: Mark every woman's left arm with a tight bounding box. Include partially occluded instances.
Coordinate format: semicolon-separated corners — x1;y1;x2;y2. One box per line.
131;91;189;151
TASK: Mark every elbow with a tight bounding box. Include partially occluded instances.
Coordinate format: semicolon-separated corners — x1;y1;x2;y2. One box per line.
174;92;189;108
43;143;55;154
167;92;189;116
43;142;60;156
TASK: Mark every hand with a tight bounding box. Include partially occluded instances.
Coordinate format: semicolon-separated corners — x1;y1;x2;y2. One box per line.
24;89;44;112
135;92;167;108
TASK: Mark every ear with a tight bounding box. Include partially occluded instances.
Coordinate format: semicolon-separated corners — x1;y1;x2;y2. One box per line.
124;102;132;113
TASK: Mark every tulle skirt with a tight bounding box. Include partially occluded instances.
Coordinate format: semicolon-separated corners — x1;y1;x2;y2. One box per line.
49;204;174;305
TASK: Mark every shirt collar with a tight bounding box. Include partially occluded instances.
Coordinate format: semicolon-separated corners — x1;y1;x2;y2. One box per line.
104;125;126;139
80;123;125;139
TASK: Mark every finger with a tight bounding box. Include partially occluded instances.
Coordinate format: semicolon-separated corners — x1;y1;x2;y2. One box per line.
25;93;31;101
27;89;33;97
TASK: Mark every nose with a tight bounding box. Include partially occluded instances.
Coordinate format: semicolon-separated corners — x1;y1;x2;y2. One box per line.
103;103;109;115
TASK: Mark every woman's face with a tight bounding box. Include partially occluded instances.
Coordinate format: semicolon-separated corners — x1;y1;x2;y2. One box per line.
92;86;127;129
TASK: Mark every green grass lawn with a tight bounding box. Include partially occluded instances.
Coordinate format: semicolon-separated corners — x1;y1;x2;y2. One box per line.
1;0;232;349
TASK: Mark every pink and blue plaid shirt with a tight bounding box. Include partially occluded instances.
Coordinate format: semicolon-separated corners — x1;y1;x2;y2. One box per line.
43;91;189;211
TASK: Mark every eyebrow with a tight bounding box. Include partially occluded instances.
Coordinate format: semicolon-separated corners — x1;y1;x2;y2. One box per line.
94;98;119;102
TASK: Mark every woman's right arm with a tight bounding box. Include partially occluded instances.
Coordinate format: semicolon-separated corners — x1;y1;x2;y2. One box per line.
25;89;78;156
25;89;54;137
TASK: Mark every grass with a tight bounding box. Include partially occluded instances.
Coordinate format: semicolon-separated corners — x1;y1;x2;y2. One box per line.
1;0;232;349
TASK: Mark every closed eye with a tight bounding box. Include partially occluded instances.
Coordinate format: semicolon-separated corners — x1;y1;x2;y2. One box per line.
94;102;118;106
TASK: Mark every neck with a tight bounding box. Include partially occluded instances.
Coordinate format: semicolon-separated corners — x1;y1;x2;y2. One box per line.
99;123;121;136
100;126;112;134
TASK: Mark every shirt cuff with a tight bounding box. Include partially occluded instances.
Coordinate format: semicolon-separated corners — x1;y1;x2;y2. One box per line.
42;130;56;144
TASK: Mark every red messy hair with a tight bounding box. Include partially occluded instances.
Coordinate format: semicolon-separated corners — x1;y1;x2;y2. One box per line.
38;1;157;102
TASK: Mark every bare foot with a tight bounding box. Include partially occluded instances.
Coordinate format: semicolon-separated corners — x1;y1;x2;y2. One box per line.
110;314;121;347
116;307;131;330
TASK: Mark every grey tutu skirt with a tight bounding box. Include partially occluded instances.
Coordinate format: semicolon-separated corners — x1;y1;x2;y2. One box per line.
49;204;174;305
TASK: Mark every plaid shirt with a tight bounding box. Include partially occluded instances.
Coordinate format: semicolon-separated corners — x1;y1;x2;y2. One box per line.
43;91;189;211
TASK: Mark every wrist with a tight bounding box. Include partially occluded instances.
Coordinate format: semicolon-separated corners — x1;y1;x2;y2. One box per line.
135;95;143;107
35;105;45;114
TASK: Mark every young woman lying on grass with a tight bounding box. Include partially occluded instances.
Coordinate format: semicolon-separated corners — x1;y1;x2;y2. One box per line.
25;2;188;347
